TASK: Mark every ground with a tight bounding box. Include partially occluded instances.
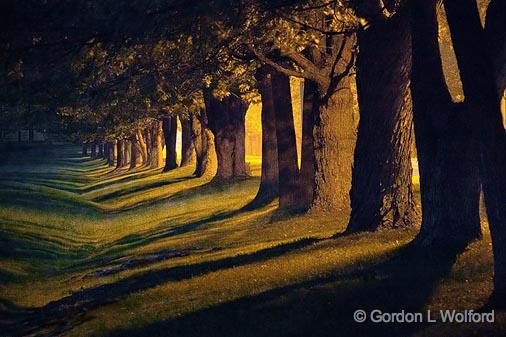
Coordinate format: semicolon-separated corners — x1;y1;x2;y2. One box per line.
0;144;505;337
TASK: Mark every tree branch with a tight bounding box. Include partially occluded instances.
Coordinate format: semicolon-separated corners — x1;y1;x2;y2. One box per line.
247;43;310;80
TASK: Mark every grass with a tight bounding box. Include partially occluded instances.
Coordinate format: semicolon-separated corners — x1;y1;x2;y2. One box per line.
0;144;504;337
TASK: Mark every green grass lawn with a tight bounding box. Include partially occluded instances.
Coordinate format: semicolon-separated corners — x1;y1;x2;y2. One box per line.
0;144;504;337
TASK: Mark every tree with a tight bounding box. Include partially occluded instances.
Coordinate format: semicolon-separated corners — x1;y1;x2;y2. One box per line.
271;69;301;209
246;2;360;212
180;117;195;166
162;115;178;171
410;0;481;247
347;2;417;232
205;91;249;181
444;0;506;306
249;66;279;207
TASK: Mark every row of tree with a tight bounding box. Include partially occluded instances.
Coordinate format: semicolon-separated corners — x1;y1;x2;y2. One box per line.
1;0;504;305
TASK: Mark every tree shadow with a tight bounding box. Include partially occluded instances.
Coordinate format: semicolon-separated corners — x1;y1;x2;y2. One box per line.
91;176;197;202
106;241;468;337
67;197;275;275
0;238;319;337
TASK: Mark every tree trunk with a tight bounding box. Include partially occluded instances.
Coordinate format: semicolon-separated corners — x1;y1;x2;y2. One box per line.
129;139;137;169
116;140;124;169
305;34;358;213
148;121;164;168
97;143;104;158
191;112;217;178
270;70;301;210
82;143;88;157
299;79;317;211
410;0;481;248
135;129;148;165
180;117;195;166
206;92;248;181
445;0;506;306
162;115;178;172
144;128;152;165
90;142;97;159
312;79;357;212
485;0;506;98
107;141;115;166
347;6;417;232
251;67;279;206
103;143;108;161
485;0;506;306
123;139;132;166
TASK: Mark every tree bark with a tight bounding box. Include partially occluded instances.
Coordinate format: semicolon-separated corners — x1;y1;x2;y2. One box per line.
445;0;506;306
90;142;97;159
122;140;131;167
147;121;164;168
206;91;248;181
485;0;506;98
135;129;148;165
129;139;138;169
347;6;417;232
116;140;124;169
410;0;481;247
191;111;217;178
251;67;279;206
271;70;301;210
82;143;88;157
180;117;195;166
305;35;358;213
312;80;357;212
97;143;104;158
107;141;115;166
299;79;317;211
162;115;178;172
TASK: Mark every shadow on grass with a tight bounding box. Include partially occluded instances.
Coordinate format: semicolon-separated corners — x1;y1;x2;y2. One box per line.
106;242;468;337
92;176;196;202
0;238;319;336
68;200;271;275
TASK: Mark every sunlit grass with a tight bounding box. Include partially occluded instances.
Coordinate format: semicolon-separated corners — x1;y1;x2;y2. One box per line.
0;144;503;337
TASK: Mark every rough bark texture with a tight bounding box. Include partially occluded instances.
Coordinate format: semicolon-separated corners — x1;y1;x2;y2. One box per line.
347;6;417;232
107;141;115;166
251;67;279;207
129;139;138;169
180;118;195;166
147;121;164;168
191;112;217;178
121;140;130;167
445;0;506;306
206;92;248;181
308;35;358;213
116;140;124;169
312;82;357;212
410;0;481;247
271;70;301;210
299;79;316;211
135;129;148;165
162;116;178;172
